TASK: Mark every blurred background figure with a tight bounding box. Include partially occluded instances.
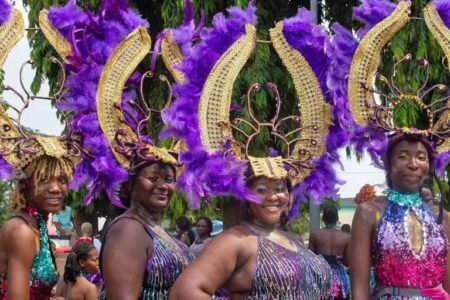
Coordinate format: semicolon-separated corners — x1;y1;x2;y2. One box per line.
190;217;213;258
53;204;76;245
309;206;351;299
341;224;351;234
175;216;195;246
75;222;93;245
55;242;99;299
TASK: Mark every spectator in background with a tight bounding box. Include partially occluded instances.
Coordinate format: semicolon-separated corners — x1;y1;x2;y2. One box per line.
309;206;351;299
175;216;195;246
55;242;99;299
53;204;76;245
190;217;213;258
75;222;94;245
341;224;351;234
420;186;439;211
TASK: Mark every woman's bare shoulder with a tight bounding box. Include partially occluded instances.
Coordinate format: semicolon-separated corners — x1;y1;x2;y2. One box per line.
354;196;387;225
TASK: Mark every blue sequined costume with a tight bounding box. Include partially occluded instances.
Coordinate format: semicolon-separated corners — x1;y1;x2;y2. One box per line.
100;217;192;299
0;215;58;300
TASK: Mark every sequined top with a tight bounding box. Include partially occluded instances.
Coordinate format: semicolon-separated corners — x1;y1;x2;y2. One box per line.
239;234;332;299
323;255;350;299
100;217;192;299
0;216;59;300
372;191;448;299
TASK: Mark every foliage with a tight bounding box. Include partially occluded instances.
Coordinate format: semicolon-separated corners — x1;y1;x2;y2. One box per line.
0;181;12;226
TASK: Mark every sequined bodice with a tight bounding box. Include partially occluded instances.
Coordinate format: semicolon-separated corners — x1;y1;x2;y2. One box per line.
239;235;331;300
140;225;192;299
100;217;192;299
0;216;58;300
372;198;448;292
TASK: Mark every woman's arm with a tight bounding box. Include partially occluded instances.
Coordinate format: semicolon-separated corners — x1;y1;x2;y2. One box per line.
102;219;152;300
350;202;376;300
5;220;37;300
169;228;253;300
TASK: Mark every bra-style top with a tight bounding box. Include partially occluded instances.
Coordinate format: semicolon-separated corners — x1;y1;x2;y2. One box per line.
239;235;332;299
100;217;192;299
372;193;448;299
0;215;59;300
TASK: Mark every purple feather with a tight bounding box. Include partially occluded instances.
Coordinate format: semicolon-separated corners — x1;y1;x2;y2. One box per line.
0;0;11;25
0;157;14;180
436;151;450;178
434;0;450;28
49;0;148;206
353;0;397;38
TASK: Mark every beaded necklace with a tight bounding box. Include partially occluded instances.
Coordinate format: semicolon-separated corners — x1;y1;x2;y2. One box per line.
388;190;422;207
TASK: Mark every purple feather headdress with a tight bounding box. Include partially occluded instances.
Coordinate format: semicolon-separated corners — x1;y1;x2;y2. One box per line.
327;0;450;176
163;4;344;215
48;0;149;206
279;8;347;217
162;2;258;209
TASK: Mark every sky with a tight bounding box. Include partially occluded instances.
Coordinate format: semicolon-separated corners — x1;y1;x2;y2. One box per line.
2;1;387;200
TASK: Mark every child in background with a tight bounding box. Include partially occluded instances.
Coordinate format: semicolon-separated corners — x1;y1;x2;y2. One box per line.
55;242;99;299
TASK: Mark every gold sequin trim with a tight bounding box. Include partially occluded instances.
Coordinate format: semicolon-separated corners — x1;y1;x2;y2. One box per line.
161;33;185;83
39;10;72;61
198;24;256;152
97;27;151;168
270;22;331;185
348;1;410;126
36;136;68;159
0;8;24;67
248;156;287;179
145;145;177;165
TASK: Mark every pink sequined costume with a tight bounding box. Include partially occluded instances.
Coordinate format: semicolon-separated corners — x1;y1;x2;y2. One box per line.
372;191;448;299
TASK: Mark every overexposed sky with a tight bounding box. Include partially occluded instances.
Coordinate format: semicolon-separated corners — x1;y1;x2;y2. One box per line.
2;0;386;199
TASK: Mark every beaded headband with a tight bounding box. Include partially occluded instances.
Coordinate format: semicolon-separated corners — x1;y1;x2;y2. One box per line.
163;3;346;213
0;0;80;180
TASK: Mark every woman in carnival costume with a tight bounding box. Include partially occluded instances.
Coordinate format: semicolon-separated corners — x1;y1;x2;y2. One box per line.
164;3;348;298
43;0;201;298
327;0;450;298
0;1;80;298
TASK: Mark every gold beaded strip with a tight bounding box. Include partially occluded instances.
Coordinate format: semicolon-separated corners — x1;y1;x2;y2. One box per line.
348;1;410;126
270;22;331;185
0;8;24;67
39;10;72;61
161;33;185;83
424;3;450;154
198;24;256;152
97;27;151;168
248;156;287;179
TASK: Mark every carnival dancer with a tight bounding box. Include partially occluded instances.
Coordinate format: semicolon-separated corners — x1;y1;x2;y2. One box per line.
309;206;351;299
326;0;450;298
0;1;81;299
164;3;347;298
43;0;199;298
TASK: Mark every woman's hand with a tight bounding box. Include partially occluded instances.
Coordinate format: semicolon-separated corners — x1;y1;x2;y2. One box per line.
421;286;450;300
